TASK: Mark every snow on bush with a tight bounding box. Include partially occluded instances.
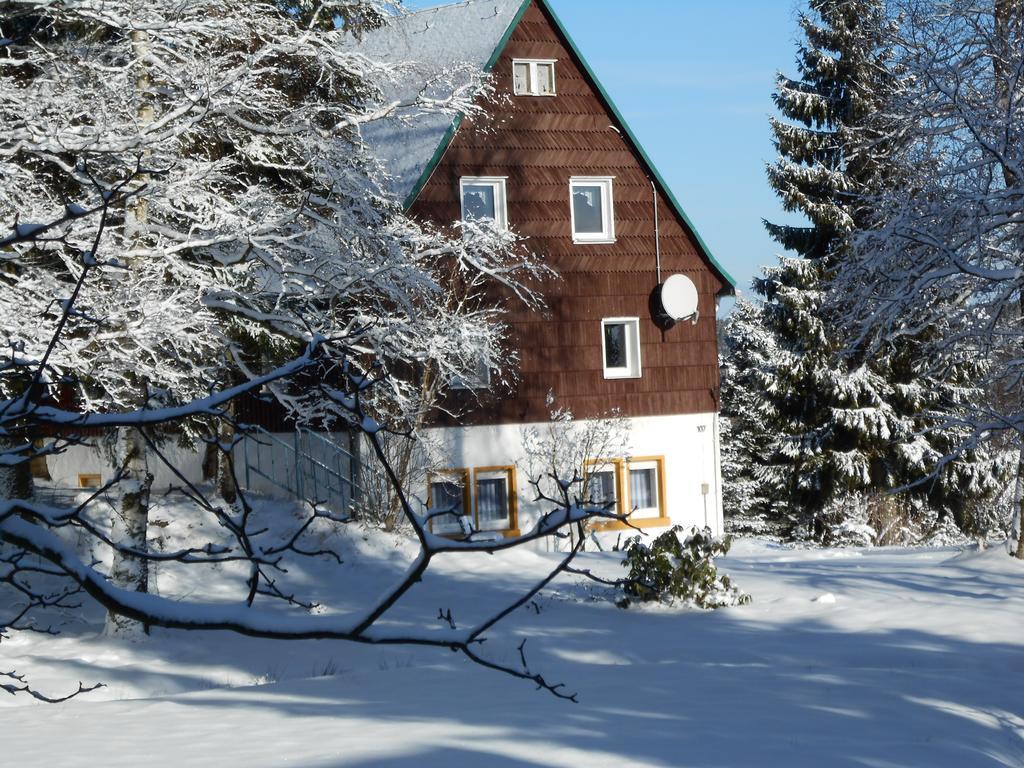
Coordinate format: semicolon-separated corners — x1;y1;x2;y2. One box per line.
617;526;750;609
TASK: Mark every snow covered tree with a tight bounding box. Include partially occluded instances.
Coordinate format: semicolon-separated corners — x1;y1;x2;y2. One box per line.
835;0;1024;554
749;0;1000;541
0;0;547;628
719;299;783;535
521;391;630;550
753;0;896;537
0;164;618;705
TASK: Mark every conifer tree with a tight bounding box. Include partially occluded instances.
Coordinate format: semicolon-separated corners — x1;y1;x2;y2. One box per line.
719;299;782;534
750;0;1002;540
752;0;893;538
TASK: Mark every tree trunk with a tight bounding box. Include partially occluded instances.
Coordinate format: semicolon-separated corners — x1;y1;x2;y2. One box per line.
216;402;238;506
1015;496;1024;559
384;364;438;531
105;26;158;634
386;436;415;531
996;1;1024;558
105;427;152;638
0;436;33;501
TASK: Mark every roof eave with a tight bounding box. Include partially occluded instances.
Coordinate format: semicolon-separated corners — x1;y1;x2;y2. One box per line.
401;0;533;211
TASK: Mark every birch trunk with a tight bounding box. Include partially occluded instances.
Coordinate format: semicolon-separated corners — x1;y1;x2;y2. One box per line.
105;427;152;637
995;0;1024;558
104;23;157;632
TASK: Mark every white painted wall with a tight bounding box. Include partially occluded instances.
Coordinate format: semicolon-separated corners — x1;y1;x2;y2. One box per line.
42;431;355;508
46;440;205;491
421;410;724;543
42;414;724;547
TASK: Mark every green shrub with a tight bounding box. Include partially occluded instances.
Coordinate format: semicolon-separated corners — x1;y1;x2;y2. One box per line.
618;526;751;609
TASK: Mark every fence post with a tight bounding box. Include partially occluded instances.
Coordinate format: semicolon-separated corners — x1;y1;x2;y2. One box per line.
350;429;361;510
293;429;302;501
244;433;251;490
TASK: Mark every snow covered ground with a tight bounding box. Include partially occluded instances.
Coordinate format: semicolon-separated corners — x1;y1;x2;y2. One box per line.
3;497;1024;767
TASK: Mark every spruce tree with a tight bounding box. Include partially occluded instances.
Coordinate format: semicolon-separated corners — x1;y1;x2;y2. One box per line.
751;0;1003;541
719;299;782;535
753;0;891;538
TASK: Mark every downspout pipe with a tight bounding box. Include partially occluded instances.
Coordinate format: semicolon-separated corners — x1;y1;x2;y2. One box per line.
652;179;661;284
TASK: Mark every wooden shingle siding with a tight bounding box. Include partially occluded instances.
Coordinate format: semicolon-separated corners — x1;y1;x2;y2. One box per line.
413;1;723;425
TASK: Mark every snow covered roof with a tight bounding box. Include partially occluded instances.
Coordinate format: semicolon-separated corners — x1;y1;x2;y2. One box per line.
349;0;526;204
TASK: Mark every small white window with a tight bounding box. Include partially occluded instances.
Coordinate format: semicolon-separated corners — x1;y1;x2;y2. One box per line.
627;460;661;519
601;317;641;379
460;177;508;230
570;177;615;243
451;357;491;391
512;59;556;96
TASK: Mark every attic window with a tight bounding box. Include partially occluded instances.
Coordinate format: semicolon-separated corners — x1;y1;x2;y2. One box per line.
513;59;556;96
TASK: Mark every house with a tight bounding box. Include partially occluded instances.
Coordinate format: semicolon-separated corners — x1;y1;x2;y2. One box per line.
40;0;734;541
354;0;736;540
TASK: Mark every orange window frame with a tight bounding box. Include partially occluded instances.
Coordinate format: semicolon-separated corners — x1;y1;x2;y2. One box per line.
473;465;520;538
426;468;471;534
587;456;670;531
77;473;102;489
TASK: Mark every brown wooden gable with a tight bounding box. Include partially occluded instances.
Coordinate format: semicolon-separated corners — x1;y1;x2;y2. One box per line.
410;0;725;425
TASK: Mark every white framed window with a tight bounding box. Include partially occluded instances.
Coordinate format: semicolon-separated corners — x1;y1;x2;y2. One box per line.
627;458;663;519
451;357;491;391
512;58;556;96
601;317;641;379
570;177;615;243
460;177;508;230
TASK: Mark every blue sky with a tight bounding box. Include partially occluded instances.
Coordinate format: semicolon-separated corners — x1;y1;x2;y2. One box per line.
405;0;807;311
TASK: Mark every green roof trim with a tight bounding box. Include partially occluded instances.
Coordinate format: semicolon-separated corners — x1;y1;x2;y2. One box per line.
538;0;735;294
401;0;532;211
402;0;736;295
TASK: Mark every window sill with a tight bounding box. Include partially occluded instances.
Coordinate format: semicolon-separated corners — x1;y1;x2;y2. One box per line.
435;527;521;540
603;371;642;380
572;237;616;245
591;516;671;532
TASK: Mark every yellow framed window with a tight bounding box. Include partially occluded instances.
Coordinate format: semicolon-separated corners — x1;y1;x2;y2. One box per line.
473;466;518;535
583;458;625;515
626;457;666;520
427;469;471;535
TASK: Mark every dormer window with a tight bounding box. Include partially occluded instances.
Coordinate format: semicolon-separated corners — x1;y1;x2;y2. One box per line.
512;59;556;96
460;176;508;230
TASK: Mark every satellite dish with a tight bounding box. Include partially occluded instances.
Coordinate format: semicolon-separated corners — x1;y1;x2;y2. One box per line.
660;274;699;320
650;274;699;329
